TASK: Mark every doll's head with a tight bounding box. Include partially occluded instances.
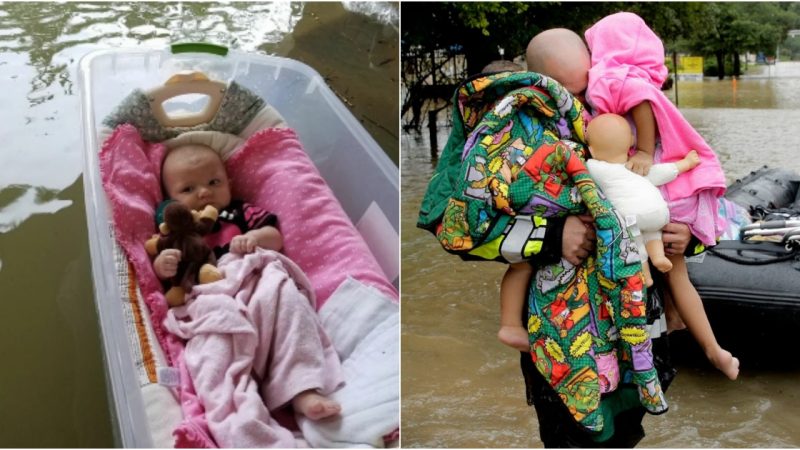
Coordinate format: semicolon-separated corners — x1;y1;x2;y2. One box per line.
162;143;231;212
586;114;635;164
526;28;591;98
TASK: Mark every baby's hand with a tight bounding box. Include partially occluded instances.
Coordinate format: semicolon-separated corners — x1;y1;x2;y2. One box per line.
154;249;181;279
230;233;258;254
626;150;654;176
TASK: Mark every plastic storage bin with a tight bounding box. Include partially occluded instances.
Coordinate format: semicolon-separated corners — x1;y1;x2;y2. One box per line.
78;46;398;447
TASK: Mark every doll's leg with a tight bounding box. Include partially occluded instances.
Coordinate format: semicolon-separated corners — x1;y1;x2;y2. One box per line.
634;235;654;287
666;255;739;380
645;238;673;273
498;263;534;351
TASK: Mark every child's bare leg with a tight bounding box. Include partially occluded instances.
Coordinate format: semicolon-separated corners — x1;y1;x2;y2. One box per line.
292;389;341;420
646;239;673;273
666;255;739;380
661;284;687;333
498;263;533;351
640;259;654;287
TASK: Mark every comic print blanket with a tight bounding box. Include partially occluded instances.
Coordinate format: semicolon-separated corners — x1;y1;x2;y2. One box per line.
417;72;668;433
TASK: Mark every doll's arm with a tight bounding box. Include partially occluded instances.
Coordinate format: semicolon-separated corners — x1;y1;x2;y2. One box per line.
644;150;700;186
628;101;656;176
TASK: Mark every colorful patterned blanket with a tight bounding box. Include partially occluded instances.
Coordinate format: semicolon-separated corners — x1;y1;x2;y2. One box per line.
417;72;667;433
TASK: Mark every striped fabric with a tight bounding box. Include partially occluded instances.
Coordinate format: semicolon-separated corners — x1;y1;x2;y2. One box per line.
113;240;162;387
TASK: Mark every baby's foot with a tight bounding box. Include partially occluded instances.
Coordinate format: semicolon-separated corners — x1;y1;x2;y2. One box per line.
498;326;530;351
651;256;673;273
707;347;740;380
292;390;341;421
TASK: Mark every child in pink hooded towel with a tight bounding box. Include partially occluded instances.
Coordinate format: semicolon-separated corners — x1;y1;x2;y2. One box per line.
585;12;739;380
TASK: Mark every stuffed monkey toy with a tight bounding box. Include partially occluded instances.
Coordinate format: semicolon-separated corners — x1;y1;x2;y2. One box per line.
145;202;224;306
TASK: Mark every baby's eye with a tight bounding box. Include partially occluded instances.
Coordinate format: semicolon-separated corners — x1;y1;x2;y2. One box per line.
181;186;194;194
209;178;221;186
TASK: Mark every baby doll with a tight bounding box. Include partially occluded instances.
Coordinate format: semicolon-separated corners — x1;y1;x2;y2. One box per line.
152;142;342;420
585;114;699;286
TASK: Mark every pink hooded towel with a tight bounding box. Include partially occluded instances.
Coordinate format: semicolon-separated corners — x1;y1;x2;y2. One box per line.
585;12;726;244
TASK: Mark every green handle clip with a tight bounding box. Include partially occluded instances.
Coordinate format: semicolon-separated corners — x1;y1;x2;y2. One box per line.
171;42;229;57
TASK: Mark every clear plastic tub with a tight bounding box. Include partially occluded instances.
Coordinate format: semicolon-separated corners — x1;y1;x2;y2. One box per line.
78;46;398;447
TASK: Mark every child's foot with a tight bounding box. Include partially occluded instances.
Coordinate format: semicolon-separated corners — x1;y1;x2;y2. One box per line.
707;347;740;380
292;390;341;420
498;325;530;351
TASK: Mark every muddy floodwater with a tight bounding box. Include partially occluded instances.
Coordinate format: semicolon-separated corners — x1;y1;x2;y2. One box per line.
401;63;800;447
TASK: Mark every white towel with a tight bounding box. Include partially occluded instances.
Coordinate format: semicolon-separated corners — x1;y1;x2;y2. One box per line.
300;278;399;448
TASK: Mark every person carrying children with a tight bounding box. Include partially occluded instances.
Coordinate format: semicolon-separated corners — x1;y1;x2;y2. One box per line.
418;27;672;444
584;12;739;380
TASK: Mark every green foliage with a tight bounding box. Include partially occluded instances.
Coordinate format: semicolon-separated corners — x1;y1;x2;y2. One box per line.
782;36;800;60
456;3;530;36
402;2;800;76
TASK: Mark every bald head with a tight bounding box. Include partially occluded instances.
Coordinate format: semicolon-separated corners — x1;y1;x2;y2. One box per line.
586;114;634;164
526;28;590;96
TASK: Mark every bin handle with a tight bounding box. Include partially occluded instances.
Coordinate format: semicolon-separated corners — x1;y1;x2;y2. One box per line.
171;42;229;56
146;71;226;128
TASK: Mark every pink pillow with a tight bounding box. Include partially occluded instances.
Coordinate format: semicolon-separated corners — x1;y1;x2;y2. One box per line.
100;125;396;311
226;128;397;307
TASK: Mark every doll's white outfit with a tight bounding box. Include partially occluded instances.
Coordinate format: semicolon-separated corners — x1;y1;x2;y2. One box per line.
586;160;679;262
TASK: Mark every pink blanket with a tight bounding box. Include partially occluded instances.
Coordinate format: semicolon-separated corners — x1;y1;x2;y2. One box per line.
585;12;726;203
164;249;344;448
99;124;396;447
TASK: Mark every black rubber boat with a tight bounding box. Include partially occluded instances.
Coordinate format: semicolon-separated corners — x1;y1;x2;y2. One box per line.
674;166;800;367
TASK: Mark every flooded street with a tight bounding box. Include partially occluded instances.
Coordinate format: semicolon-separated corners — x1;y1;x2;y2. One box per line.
0;2;397;446
401;63;800;447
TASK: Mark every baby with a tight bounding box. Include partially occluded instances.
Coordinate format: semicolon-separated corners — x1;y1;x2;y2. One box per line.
153;142;343;420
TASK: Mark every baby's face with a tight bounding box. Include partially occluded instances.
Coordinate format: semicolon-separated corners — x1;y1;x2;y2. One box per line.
162;145;231;212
